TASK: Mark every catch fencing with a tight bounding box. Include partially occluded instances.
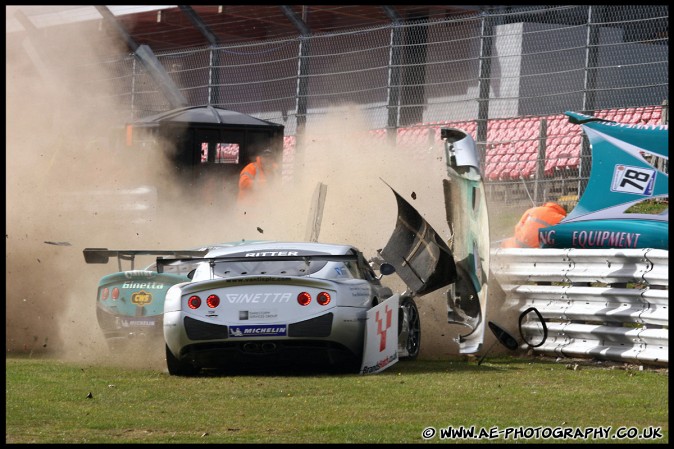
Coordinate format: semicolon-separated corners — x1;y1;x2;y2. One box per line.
67;5;668;210
490;247;668;365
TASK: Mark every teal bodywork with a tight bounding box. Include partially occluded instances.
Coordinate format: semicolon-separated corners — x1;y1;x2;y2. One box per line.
540;219;667;250
441;128;490;354
541;111;668;250
96;270;190;341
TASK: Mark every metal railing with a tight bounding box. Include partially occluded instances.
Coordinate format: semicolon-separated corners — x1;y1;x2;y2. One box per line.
490;247;668;365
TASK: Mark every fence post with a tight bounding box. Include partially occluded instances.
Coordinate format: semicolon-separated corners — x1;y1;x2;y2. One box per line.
383;7;402;146
535;118;547;203
579;5;603;197
476;11;495;167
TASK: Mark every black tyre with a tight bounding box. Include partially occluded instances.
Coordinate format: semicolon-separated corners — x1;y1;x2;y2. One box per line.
165;344;199;376
400;297;421;359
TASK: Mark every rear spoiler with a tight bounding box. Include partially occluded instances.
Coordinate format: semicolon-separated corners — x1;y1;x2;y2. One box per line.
83;248;209;271
156;254;359;274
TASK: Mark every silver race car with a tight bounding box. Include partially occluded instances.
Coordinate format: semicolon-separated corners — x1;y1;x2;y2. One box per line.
158;240;430;375
84;127;491;375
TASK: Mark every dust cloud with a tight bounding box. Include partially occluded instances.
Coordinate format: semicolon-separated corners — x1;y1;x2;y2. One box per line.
6;7;464;370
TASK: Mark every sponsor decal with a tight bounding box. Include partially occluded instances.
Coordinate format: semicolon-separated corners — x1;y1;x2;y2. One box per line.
611;164;655;196
222;277;291;284
239;310;278;320
376;304;393;351
540;229;643;248
225;292;291;304
361;354;398;374
131;290;152;306
361;296;399;374
122;281;165;289
349;286;370;297
121;318;156;327
228;325;287;337
244;251;299;257
572;230;641;249
124;270;156;279
539;229;556;246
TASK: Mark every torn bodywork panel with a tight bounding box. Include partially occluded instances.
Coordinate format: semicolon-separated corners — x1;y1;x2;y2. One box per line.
441;128;491;354
379;183;457;297
378;128;490;354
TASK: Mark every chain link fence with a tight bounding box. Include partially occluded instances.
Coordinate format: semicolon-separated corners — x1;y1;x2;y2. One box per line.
72;5;668;217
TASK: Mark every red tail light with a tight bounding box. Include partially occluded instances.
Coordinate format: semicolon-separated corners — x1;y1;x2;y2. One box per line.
317;292;331;306
188;295;201;309
111;287;120;300
297;292;311;306
101;287;109;300
206;294;220;308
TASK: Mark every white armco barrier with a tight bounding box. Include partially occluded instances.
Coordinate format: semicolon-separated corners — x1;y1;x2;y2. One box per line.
490;248;668;366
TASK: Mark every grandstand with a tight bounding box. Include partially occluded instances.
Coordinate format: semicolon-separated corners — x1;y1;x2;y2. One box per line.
281;105;666;205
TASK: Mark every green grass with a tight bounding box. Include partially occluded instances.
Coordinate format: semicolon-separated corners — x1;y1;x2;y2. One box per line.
625;198;669;214
5;356;668;444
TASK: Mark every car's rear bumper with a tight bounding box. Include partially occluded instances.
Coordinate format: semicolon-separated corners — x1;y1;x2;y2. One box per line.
97;307;163;341
164;308;366;368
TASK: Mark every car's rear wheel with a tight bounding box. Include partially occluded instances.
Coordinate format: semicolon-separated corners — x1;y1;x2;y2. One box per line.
165;344;199;376
401;297;420;359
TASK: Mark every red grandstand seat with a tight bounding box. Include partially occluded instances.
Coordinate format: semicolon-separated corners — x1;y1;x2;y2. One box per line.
496;143;508;156
512;140;524;150
556;155;569;169
500;161;517;180
560;122;575;134
525;143;539;155
546;145;560;161
512;161;526;178
522;159;538;178
567;157;580;169
485;162;498;180
487;162;503;180
522;123;537;139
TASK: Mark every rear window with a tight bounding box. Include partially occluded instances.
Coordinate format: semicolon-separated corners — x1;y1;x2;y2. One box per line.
212;259;329;278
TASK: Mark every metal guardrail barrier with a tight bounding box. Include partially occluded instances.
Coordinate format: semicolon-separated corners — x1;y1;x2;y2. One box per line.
491;248;668;365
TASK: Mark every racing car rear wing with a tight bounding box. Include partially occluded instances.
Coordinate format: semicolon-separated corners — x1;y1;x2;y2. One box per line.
155;254;360;274
83;248;209;272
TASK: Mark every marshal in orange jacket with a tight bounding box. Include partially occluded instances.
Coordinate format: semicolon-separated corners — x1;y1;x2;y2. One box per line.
501;202;567;248
237;151;278;203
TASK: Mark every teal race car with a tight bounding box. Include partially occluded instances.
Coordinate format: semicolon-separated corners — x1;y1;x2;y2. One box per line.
83;248;208;352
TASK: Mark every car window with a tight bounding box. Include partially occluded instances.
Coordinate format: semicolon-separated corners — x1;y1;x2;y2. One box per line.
341;260;361;278
145;262;195;276
212;259;329;278
356;252;378;282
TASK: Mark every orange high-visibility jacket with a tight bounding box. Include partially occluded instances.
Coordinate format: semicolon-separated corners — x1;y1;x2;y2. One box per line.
501;202;567;248
237;156;268;202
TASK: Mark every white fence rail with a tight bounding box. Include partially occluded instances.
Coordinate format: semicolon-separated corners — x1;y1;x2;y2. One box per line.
490;248;668;366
